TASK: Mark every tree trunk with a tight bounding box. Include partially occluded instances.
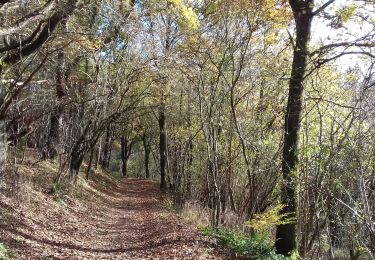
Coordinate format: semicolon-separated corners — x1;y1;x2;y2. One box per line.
159;100;167;191
44;20;67;159
100;126;111;168
186;89;193;197
86;148;94;180
142;133;151;178
121;135;134;177
145;148;150;178
186;138;193;197
45;48;65;159
0;120;6;172
121;136;128;177
275;0;314;256
69;152;84;184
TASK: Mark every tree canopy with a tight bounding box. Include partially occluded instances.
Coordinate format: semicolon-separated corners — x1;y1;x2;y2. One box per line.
1;0;374;258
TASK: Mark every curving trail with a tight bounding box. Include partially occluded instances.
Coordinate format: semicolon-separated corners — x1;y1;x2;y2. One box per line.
0;170;223;259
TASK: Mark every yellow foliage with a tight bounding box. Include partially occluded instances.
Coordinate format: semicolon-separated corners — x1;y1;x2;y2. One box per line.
258;0;291;28
219;0;291;24
180;5;200;29
336;5;357;23
167;0;182;6
245;204;295;232
74;35;101;51
167;0;200;30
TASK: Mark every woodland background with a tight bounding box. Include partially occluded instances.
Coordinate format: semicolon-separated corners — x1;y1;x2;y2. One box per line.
0;0;374;259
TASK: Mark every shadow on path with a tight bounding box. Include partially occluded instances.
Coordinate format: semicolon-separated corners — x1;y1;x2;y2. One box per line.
0;177;221;259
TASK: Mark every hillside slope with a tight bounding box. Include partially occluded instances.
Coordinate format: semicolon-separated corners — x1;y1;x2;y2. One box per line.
0;162;222;259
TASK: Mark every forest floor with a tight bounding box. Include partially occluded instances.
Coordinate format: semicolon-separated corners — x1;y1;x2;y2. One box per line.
0;160;225;259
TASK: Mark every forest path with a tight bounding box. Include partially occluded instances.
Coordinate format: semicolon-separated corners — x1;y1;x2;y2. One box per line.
0;172;222;259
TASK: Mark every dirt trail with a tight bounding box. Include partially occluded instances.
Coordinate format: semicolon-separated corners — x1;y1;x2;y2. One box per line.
0;172;223;259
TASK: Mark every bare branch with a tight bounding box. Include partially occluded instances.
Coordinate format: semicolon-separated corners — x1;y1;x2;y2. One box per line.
312;0;336;16
310;41;375;56
0;0;10;8
0;0;78;74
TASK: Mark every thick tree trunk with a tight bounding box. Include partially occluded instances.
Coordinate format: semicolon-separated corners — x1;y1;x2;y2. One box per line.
68;123;90;184
0;0;78;76
86;148;95;180
142;133;151;178
120;135;133;177
275;0;314;256
100;126;111;168
69;152;84;184
144;149;150;178
159;101;167;191
121;136;128;177
45;48;65;159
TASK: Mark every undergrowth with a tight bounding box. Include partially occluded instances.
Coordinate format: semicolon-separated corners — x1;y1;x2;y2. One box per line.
0;242;11;259
201;227;288;260
51;181;67;205
200;205;297;259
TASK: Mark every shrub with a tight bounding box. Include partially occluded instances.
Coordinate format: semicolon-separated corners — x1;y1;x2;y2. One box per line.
202;227;288;260
0;242;11;260
244;205;295;233
52;182;62;194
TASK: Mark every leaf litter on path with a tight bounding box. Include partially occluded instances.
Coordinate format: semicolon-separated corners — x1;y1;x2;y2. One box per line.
0;166;225;259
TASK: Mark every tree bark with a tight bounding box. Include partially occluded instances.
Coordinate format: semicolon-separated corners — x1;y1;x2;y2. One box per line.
142;133;151;178
186;138;193;197
0;0;78;75
275;0;314;256
69;154;84;184
120;135;132;177
86;148;95;180
100;126;112;168
45;27;66;159
0;120;6;172
159;100;167;191
69;139;87;184
186;89;193;197
121;136;128;177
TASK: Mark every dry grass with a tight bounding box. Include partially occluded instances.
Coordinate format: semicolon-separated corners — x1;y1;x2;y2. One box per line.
179;201;245;231
180;201;211;227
